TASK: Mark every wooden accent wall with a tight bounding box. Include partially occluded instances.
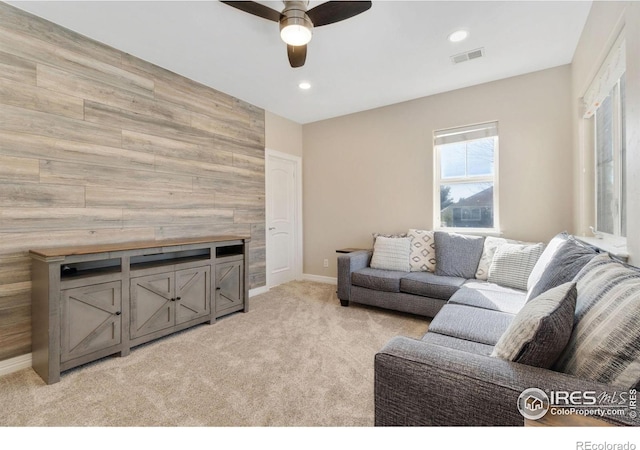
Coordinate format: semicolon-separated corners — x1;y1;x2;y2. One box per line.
0;3;266;362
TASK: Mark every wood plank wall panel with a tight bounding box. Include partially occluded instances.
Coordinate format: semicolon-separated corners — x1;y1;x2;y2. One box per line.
0;3;266;362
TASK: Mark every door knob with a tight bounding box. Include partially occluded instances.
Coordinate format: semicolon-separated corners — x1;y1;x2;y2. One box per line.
269;227;275;230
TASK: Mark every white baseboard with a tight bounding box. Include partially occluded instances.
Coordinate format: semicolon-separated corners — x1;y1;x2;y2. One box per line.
302;274;337;285
0;353;32;377
249;286;270;297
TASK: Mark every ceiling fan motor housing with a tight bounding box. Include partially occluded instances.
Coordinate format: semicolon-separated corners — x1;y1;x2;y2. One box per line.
280;1;314;46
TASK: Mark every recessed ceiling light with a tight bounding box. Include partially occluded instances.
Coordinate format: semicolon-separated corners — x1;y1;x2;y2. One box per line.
448;30;469;43
299;82;311;90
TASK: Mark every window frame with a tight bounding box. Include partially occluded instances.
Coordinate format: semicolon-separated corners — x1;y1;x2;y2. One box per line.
433;122;500;234
593;74;626;238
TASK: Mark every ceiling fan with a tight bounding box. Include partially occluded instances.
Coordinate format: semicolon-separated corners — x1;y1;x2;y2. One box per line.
221;1;372;68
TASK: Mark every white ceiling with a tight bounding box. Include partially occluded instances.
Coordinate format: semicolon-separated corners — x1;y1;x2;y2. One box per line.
8;0;592;124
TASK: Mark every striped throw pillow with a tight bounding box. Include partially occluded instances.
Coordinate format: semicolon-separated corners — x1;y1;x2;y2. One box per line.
370;236;411;272
553;253;640;388
488;242;544;291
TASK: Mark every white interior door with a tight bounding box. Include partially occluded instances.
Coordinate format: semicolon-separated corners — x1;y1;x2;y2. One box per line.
266;150;301;287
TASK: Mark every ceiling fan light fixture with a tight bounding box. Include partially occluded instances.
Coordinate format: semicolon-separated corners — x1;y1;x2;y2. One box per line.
280;22;312;46
279;5;313;46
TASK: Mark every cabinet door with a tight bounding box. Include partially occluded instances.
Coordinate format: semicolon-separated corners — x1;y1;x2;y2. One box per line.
175;266;210;325
60;281;122;363
215;260;244;316
130;272;174;339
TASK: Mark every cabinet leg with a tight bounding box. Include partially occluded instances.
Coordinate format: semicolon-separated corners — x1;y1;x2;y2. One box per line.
340;300;349;307
120;348;130;357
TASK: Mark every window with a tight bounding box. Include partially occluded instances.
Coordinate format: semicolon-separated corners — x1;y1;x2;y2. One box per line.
433;121;499;232
584;36;626;238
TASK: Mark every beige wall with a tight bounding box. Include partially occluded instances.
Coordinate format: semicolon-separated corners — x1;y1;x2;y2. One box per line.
265;111;303;157
571;1;640;264
303;65;573;277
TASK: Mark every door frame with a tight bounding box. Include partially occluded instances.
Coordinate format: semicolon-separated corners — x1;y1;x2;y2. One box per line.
265;148;303;288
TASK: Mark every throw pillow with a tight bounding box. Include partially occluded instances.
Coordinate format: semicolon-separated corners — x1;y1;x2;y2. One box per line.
372;232;407;248
370;236;411;272
488;242;544;291
553;254;640;389
526;232;569;292
407;229;436;272
434;232;485;279
492;282;577;368
475;236;509;280
526;236;597;301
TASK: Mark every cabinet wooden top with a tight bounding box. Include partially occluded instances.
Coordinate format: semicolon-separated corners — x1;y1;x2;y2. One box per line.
29;235;250;258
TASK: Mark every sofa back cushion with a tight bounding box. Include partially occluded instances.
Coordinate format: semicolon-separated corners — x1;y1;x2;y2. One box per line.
370;236;411;272
434;232;485;279
526;236;597;301
492;282;576;368
407;229;436;272
526;232;569;292
553;253;640;389
488;242;544;291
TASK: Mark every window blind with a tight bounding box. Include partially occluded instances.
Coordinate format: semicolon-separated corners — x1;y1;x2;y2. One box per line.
434;121;498;146
583;33;626;119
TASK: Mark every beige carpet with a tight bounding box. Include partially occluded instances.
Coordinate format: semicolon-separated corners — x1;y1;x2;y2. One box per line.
0;281;429;427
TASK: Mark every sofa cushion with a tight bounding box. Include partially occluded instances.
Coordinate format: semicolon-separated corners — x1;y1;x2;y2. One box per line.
434;231;485;279
492;282;577;368
351;267;407;293
399;272;465;300
427;304;514;346
407;229;436;272
488;242;544;291
526;231;569;292
421;332;495;357
554;254;640;389
449;280;526;314
526;236;597;301
370;236;411;272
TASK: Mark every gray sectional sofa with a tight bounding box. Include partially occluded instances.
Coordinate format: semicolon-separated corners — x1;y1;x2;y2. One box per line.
337;231;640;426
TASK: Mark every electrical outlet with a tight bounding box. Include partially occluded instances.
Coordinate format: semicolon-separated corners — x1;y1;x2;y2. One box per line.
323;259;329;268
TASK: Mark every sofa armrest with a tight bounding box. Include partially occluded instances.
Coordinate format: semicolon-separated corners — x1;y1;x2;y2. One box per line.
337;250;372;301
375;336;640;427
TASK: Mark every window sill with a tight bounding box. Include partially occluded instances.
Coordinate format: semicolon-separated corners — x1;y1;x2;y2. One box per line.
576;235;628;262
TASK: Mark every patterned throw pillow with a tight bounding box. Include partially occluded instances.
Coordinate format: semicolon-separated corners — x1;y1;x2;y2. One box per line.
407;229;436;272
488;242;544;291
370;236;411;272
492;282;577;368
553;254;640;389
372;232;407;248
475;236;509;280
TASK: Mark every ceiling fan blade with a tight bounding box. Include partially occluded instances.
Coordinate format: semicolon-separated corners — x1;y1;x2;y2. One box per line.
220;1;282;22
307;1;372;27
287;44;307;68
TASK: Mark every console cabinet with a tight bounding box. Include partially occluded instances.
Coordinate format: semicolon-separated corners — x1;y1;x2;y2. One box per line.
30;236;250;384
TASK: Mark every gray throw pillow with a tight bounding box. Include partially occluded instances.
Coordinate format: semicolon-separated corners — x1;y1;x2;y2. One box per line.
527;236;597;301
492;282;577;368
434;232;485;279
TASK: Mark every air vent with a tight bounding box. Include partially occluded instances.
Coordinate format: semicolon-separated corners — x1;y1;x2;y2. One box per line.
451;48;485;64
